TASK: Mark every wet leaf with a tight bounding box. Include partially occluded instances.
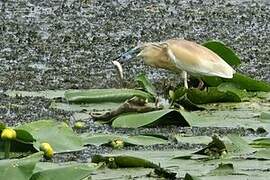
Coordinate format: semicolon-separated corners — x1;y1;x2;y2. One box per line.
260;112;270;120
250;138;270;148
227;73;270;92
208;163;234;176
136;73;157;96
64;89;154;103
174;135;212;145
255;149;270;160
203;41;241;66
226;134;255;155
0;123;5;130
17;120;84;153
91;154;158;168
15;129;35;143
203;73;270;92
50;102;121;112
217;82;248;100
187;87;241;104
112;109;191;128
4;90;65;99
81;134;121;146
0;152;43;180
81;134;168;146
125;135;168;146
31;162;97;180
184;173;202;180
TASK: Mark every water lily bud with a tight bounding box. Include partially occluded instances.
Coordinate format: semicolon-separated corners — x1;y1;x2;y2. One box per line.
111;139;124;149
169;90;175;100
40;142;54;158
1;128;16;140
74;122;85;129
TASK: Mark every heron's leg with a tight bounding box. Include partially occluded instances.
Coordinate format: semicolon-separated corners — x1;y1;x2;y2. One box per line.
182;71;188;89
197;79;204;89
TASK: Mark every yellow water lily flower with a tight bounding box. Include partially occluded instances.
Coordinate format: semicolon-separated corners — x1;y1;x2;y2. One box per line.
111;139;124;149
40;142;54;158
1;128;16;140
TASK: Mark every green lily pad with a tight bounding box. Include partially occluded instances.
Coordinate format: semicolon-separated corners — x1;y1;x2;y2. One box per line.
50;102;121;112
17;120;84;153
208;163;234;176
4;90;65;99
203;41;241;66
91;154;158;168
227;73;270;92
203;73;270;92
125;135;168;146
187;87;242;104
184;173;202;180
260;112;270;120
0;123;5;131
31;162;97;180
64;89;154;103
81;134;168;146
226;134;255;155
136;73;157;97
250;138;270;148
0;152;43;180
255;149;270;160
174;135;212;145
112;109;191;128
81;134;122;146
15;129;35;143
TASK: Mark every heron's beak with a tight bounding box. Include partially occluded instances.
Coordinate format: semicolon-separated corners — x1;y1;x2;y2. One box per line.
114;46;142;63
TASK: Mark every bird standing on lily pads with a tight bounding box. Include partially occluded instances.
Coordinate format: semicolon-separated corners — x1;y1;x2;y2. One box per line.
116;39;235;89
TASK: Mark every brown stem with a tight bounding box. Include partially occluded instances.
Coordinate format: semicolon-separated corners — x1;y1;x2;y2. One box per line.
90;97;162;121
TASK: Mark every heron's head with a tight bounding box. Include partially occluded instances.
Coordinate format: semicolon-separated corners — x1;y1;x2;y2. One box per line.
115;45;143;63
115;43;165;65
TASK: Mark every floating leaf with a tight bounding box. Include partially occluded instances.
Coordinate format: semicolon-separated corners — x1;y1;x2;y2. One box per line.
217;82;248;100
0;152;43;180
255;149;270;160
203;41;241;66
125;135;168;146
81;134;168;146
31;162;97;180
260;112;270;120
226;134;255;155
92;155;158;168
187;87;241;104
250;138;270;148
208;163;234;176
15;129;35;143
174;135;212;145
0;123;5;131
112;109;191;128
227;73;270;92
64;89;154;103
184;173;202;180
4;90;65;99
17;120;84;153
50;102;121;112
81;134;121;146
203;73;270;92
136;73;157;96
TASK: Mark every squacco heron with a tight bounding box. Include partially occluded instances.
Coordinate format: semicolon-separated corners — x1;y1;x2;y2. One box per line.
116;39;235;88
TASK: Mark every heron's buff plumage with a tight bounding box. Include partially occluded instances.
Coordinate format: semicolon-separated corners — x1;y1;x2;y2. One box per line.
138;39;235;79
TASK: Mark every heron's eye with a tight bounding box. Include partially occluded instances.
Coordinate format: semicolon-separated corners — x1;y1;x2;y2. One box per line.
122;53;132;60
119;52;133;61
